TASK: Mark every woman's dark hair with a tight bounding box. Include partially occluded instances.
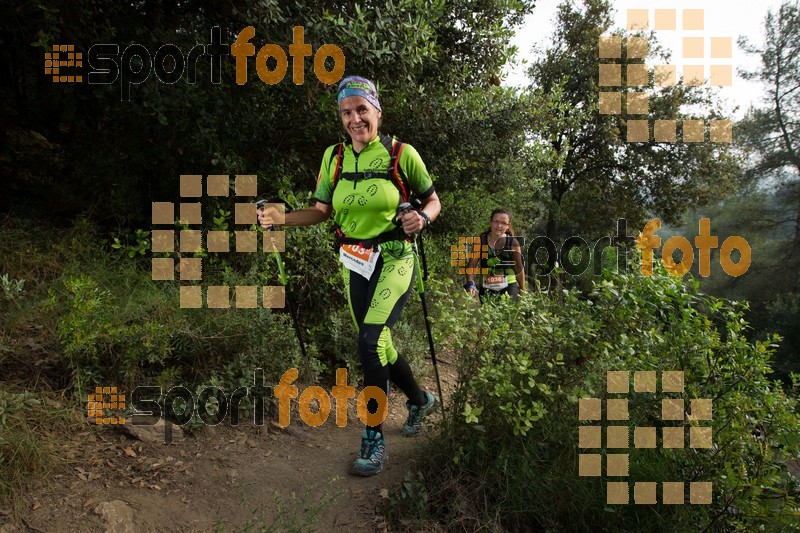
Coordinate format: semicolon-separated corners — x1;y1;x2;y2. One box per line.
486;207;514;236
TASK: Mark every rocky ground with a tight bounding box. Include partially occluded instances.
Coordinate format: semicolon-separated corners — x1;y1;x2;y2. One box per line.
0;365;456;533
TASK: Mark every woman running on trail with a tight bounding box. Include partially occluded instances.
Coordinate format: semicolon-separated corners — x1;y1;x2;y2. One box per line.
258;76;441;477
464;208;525;302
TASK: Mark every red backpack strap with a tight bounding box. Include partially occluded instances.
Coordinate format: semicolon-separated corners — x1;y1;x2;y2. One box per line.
380;135;409;202
330;143;345;190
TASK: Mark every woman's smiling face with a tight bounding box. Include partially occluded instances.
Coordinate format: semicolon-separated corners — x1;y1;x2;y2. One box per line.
490;213;511;236
339;95;381;151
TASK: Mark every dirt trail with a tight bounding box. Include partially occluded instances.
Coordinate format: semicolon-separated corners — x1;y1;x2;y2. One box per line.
1;367;455;532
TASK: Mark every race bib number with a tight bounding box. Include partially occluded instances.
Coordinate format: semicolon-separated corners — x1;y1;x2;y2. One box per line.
340;244;381;280
483;274;508;290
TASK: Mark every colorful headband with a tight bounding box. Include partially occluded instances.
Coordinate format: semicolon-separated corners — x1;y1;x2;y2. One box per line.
337;76;381;111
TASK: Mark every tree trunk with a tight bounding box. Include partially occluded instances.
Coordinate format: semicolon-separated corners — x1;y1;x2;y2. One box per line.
545;204;559;243
772;17;800;292
546;171;563;242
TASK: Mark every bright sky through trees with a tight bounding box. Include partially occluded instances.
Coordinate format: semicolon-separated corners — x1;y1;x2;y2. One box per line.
506;0;786;117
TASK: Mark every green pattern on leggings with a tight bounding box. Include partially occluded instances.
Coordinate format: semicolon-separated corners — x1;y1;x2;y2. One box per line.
376;327;397;367
342;241;415;366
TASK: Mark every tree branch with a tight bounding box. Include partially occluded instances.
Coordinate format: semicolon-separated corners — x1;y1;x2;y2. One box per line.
773;10;800;177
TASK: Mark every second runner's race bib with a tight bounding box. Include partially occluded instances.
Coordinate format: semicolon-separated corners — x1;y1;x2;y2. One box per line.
483;274;508;290
340;244;381;280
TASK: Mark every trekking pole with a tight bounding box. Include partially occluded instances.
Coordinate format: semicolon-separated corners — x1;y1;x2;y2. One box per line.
397;202;444;413
256;199;312;382
408;197;429;283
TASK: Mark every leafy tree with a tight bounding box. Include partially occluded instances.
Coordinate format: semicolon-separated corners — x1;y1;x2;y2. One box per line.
0;0;535;227
526;0;741;243
738;0;800;291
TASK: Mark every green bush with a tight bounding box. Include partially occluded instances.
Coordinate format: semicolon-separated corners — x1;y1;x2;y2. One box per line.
402;256;800;531
24;215;330;397
17;215;435;412
45;274;174;395
211;309;322;386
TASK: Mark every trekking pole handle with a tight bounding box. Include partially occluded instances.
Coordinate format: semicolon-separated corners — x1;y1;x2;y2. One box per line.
255;199;270;226
396;201;429;235
396;202;414;235
396;201;414;217
255;198;274;213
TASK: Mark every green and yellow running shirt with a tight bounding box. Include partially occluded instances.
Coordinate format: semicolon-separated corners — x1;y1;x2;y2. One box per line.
314;136;434;240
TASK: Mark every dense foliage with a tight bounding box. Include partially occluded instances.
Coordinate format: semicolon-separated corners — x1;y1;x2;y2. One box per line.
738;2;800;295
396;257;800;530
526;0;741;242
1;0;534;227
2;0;799;529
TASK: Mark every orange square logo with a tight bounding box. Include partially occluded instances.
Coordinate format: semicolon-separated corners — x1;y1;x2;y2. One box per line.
46;45;83;83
